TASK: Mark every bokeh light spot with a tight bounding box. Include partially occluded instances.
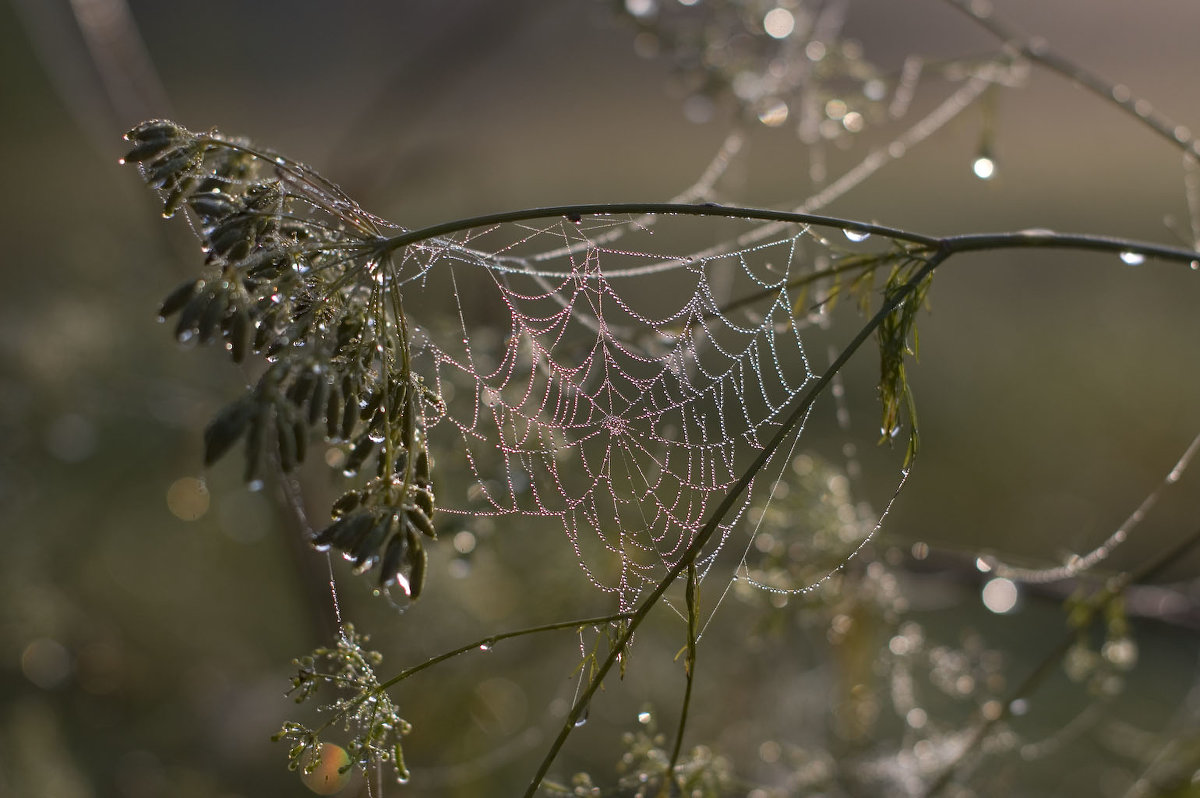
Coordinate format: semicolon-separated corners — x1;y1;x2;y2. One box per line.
981;577;1018;614
167;476;210;521
763;8;795;39
301;743;353;795
21;638;71;689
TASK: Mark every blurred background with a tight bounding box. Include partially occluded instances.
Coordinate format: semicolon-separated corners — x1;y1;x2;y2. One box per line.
3;1;1200;795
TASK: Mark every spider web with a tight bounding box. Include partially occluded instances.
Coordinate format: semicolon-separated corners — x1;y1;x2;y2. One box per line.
390;214;878;609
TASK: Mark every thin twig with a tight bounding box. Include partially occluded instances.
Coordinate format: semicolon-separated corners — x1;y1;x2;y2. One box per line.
379;613;635;690
939;0;1200;160
666;561;700;793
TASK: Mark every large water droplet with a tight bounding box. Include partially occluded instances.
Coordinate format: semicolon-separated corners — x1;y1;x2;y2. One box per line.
972;156;996;180
843;229;871;243
1119;251;1145;266
368;430;386;443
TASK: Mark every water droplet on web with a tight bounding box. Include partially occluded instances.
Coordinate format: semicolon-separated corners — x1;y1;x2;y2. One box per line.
342;467;358;478
843;229;871;243
1119;251;1145;266
479;642;493;653
972;156;996;180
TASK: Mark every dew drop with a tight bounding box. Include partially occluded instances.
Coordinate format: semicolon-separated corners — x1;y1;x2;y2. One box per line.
117;157;127;165
972;155;996;180
247;479;264;492
368;431;386;443
341;468;358;478
478;642;493;653
1119;251;1145;266
637;711;652;724
843;229;871;243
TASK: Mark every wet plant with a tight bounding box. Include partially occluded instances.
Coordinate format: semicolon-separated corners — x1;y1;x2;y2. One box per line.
118;2;1200;795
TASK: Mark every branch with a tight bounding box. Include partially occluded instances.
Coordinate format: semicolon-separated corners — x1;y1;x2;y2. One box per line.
379;612;635;691
939;0;1200;161
377;201;1200;268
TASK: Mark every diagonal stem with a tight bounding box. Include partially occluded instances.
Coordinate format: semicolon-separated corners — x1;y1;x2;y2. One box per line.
521;251;948;797
938;0;1200;162
665;561;700;793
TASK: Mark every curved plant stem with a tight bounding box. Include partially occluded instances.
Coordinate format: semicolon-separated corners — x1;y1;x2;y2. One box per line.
308;613;634;742
378;613;635;691
381;203;941;251
521;252;948;797
377;201;1200;268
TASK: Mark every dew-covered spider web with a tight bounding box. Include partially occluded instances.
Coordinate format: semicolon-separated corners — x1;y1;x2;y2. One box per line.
127;120;917;614
389;213;895;611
